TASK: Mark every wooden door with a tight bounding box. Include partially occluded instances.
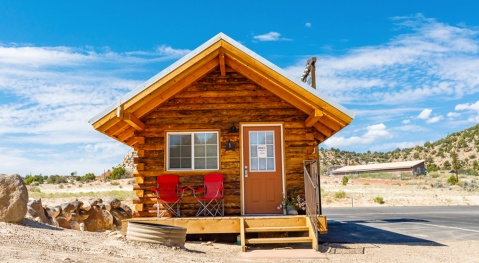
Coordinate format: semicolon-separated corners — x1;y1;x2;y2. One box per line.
243;126;283;214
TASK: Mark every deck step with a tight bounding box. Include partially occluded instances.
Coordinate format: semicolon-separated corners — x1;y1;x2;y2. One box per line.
245;226;309;233
245;237;313;244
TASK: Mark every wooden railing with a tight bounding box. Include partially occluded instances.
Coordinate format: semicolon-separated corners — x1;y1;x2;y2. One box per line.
303;159;320;250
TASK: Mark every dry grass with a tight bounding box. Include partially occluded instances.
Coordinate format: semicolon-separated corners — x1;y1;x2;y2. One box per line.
29;190;135;202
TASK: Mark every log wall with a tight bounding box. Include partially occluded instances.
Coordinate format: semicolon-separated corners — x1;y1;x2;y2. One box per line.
132;67;318;217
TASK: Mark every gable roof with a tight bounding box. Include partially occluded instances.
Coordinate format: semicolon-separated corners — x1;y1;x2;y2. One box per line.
332;160;425;174
89;33;355;146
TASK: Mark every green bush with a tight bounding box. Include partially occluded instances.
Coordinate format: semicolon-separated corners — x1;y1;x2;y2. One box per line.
58;184;64;189
342;176;349;186
109;167;126;180
80;173;96;181
334;190;346;199
373;196;384;204
30;187;41;193
111;181;120;186
24;175;45;185
47;175;68;184
447;175;457;185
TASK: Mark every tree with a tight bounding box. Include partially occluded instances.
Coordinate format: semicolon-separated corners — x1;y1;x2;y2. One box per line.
109;167;126;180
413;152;420;159
442;160;452;170
81;173;96;181
71;171;77;176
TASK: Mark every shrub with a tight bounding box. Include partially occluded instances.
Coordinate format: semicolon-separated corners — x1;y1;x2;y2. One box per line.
30;187;41;193
373;196;384;204
447;175;457;185
111;181;120;186
30;181;40;186
58;184;64;189
109;167;126;180
47;175;68;184
119;185;123;189
364;182;370;185
78;184;83;188
334;190;346;199
342;176;349;186
80;173;96;182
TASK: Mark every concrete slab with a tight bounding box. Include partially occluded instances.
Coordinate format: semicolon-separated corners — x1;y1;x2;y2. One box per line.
242;249;327;259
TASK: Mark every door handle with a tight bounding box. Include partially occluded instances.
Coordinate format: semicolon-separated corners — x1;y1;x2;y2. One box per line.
245;169;248;177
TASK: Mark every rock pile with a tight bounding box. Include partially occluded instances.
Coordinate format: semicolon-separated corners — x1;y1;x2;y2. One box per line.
0;174;29;223
25;197;133;232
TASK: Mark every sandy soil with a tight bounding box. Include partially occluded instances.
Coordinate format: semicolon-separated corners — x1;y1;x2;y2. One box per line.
320;176;479;207
1;219;479;263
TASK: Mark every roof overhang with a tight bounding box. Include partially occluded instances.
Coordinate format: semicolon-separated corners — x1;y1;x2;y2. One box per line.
89;33;356;147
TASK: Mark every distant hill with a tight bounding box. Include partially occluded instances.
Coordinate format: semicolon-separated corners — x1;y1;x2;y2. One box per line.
319;124;479;172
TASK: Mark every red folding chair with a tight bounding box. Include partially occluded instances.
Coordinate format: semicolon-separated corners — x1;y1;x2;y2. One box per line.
151;175;187;217
190;173;224;217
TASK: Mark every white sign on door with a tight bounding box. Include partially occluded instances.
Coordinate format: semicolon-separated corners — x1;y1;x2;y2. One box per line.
257;145;267;158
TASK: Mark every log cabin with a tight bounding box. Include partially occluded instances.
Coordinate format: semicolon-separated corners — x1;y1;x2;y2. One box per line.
89;33;355;251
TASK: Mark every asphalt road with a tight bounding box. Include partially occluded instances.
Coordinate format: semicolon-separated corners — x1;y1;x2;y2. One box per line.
319;206;479;244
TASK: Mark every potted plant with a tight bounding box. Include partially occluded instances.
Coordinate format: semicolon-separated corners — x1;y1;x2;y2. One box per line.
277;191;306;215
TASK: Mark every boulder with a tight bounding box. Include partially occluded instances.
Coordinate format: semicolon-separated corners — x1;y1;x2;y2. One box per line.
107;198;121;209
70;221;80;230
82;202;92;211
45;206;61;218
119;204;133;218
88;206;114;230
70;201;84;213
83;220;97;232
98;203;111;211
110;208;126;226
60;203;75;214
26;198;48;223
88;199;99;207
0;174;29;223
79;209;89;221
70;212;82;223
48;216;59;227
55;216;71;229
96;198;103;204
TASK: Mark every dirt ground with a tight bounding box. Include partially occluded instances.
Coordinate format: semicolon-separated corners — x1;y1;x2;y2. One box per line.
320;175;479;207
1;219;479;263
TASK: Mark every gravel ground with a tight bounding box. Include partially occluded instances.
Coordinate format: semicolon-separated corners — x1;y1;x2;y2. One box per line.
1;219;479;262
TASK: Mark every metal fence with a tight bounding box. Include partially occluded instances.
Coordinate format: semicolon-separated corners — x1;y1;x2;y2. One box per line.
303;159;320;251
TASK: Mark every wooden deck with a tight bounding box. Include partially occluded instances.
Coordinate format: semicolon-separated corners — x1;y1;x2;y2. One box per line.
122;215;327;252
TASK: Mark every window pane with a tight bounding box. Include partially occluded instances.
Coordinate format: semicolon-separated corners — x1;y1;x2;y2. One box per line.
206;158;217;169
267;158;274;170
266;132;273;144
251;145;257;157
194;145;205;157
205;133;217;144
181;135;191;145
206;145;217;157
250;132;257;145
170;158;181;169
194;158;205;169
181;158;191;168
251;158;258;171
259;158;266;170
258;132;266;144
170;135;181;146
180;146;191;157
194;133;205;144
170;145;181;157
267;145;274;157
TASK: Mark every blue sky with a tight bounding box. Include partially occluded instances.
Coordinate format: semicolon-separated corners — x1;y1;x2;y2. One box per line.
1;0;479;176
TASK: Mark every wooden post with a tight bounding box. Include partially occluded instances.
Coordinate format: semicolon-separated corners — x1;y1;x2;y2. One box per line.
454;149;458;183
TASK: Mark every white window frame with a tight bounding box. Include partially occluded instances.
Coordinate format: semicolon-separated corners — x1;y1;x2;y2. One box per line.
166;131;220;171
248;130;276;172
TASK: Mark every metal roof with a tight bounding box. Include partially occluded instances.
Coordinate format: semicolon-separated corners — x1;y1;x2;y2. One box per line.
331;160;425;173
89;32;356;124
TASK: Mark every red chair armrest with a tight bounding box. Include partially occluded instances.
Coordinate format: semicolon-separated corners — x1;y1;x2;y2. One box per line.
177;187;188;192
151;188;159;192
191;187;205;192
219;187;225;191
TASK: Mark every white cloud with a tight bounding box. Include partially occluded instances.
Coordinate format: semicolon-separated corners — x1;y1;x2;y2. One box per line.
253;32;292;42
426;115;444;123
456;101;479;111
324;123;393;148
418;109;432;119
305;23;311;28
391;125;428;131
402;119;410;124
284;14;479;105
447;112;461;117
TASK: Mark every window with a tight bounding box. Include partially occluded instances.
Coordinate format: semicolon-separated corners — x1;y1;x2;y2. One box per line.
167;132;219;171
249;131;275;171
